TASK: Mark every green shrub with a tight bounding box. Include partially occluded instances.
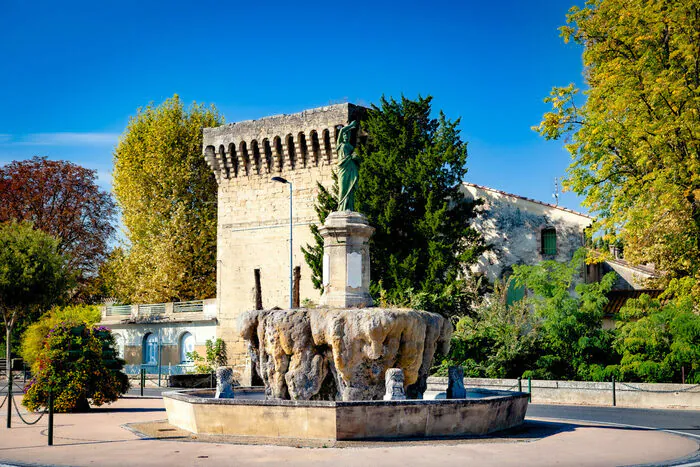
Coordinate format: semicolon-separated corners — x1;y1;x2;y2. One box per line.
434;280;539;378
186;338;227;374
438;249;619;381
610;278;700;383
22;323;129;412
20;305;101;371
511;249;618;380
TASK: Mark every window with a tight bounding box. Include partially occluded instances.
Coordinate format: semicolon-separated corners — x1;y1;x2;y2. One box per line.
143;333;158;365
114;334;125;359
180;332;195;363
541;227;557;255
505;278;525;306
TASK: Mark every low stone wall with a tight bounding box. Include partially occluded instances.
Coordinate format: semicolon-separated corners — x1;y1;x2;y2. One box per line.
427;377;700;409
163;388;528;440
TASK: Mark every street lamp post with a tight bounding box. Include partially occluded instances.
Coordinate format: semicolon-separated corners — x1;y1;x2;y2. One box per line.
272;177;293;308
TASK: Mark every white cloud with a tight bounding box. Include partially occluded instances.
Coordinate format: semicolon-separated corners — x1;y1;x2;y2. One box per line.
4;132;120;146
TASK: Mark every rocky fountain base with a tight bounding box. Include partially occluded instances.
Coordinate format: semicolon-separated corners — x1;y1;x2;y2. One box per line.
163;207;528;441
163;306;529;441
240;307;452;401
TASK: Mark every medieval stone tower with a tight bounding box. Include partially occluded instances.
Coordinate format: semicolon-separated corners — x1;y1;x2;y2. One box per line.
202;103;366;380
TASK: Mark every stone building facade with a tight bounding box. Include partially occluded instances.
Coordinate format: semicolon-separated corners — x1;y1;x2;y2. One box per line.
100;300;217;375
461;183;593;283
202;103;365;379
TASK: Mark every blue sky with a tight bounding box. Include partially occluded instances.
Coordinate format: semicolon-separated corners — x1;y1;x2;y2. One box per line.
0;0;586;212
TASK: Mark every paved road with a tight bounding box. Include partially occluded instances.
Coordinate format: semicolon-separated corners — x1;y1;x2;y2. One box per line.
527;404;700;439
4;380;700;441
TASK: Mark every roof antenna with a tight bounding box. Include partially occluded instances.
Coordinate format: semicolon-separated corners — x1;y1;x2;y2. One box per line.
552;178;560;206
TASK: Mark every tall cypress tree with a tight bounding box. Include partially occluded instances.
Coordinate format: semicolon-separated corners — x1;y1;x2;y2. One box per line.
301;171;338;292
304;95;485;316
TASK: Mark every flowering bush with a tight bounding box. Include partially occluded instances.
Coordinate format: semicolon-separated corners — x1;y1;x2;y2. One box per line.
20;305;101;370
22;324;129;412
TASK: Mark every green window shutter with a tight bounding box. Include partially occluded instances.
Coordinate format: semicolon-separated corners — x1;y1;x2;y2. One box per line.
506;279;525;306
542;228;557;255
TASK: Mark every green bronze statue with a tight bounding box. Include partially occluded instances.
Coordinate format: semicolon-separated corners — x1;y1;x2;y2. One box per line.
336;120;359;211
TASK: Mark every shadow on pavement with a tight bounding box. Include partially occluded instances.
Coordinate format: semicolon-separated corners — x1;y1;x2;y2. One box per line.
89;407;166;413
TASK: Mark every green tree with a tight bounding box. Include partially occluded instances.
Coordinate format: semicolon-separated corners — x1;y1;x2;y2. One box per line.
112;95;223;303
612;277;700;383
436;280;540;378
512;249;618;380
301;171;338;292
535;0;700;288
20;305;101;370
0;157;116;302
357;96;485;312
0;222;70;378
305;96;485;317
23;324;129;412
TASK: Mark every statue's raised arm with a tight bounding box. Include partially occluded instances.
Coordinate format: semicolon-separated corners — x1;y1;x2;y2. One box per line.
336;120;360;211
337;120;358;148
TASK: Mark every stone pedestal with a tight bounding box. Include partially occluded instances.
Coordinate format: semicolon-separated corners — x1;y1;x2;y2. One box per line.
319;211;374;308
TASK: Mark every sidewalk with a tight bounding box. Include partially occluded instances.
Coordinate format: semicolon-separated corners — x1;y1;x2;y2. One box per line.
0;396;698;467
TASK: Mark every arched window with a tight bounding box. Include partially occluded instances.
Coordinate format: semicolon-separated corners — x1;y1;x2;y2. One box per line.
179;332;195;363
322;129;332;162
286;134;296;169
251;140;262;175
143;333;158;365
541;227;557;255
274;136;284;170
228;142;239;177
218;144;227;178
263;139;273;172
297;132;308;168
114;334;125;359
310;131;321;166
239;141;250;175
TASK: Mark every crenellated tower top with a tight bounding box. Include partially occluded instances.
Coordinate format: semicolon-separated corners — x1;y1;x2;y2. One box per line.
203;103;366;183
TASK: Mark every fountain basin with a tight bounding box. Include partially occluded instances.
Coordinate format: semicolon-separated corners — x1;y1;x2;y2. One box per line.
163;388;529;441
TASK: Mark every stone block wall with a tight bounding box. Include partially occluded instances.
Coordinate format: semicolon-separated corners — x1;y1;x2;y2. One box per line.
203;103;366;380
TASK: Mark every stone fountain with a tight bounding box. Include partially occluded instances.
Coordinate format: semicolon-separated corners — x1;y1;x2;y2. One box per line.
240;209;452;402
163;121;528;441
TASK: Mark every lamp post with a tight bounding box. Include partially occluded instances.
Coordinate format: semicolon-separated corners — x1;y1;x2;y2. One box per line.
272;177;293;308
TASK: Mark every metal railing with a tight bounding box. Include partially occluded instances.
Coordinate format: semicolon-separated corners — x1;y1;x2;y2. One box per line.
137;303;166;315
105;304;132;316
173;300;204;313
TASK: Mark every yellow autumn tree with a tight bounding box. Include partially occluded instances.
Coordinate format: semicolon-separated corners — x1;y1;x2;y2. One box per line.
536;0;700;290
111;95;223;303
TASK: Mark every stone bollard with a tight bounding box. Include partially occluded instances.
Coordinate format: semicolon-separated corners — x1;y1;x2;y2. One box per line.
447;366;466;399
383;368;406;401
215;367;235;399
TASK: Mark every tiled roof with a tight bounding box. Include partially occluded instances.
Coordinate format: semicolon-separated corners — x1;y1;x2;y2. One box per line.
462;182;593;220
603;289;664;316
605;258;658;277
